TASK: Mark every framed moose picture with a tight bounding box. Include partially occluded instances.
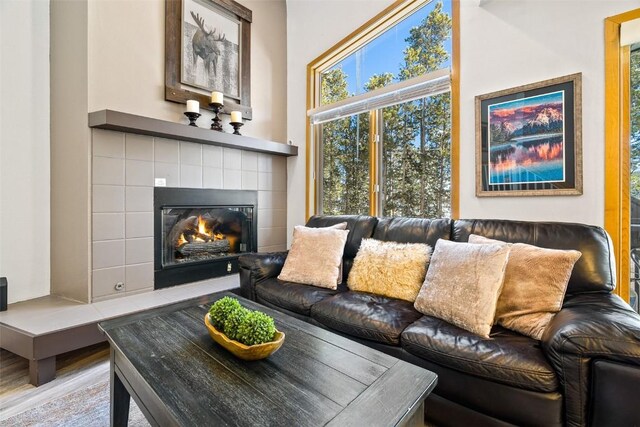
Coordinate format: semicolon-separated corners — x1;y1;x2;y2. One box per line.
165;0;252;119
475;73;582;197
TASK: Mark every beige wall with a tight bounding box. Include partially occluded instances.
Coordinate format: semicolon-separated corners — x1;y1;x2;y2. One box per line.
50;0;287;302
1;0;51;304
87;0;287;142
286;0;640;234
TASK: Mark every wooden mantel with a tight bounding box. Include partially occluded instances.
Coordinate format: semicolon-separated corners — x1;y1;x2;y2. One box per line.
88;110;298;157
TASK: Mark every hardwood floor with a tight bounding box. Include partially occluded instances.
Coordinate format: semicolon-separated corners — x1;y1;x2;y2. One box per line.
0;342;110;420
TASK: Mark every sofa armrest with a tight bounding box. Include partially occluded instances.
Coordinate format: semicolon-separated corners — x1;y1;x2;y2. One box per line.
238;251;288;300
541;293;640;426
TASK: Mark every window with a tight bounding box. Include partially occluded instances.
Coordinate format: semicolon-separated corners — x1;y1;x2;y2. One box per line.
306;0;458;218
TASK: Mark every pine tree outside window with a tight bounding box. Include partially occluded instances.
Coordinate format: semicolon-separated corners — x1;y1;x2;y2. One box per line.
307;0;457;218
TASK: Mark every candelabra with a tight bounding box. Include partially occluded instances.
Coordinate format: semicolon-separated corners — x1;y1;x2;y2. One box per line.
184;112;201;127
230;122;244;135
209;102;223;131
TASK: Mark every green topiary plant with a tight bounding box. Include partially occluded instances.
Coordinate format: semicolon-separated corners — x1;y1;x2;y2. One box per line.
223;306;250;341
208;296;242;330
236;310;277;346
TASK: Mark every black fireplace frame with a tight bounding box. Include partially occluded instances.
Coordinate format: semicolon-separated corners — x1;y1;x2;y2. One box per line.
154;187;258;289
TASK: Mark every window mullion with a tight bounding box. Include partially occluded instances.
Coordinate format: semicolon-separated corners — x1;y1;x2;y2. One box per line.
369;109;379;217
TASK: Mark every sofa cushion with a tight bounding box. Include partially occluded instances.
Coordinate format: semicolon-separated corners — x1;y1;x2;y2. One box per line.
453;219;614;294
373;217;452;246
255;278;342;316
469;234;582;340
310;292;423;346
278;225;349;289
347;239;432;302
414;239;511;338
401;316;559;393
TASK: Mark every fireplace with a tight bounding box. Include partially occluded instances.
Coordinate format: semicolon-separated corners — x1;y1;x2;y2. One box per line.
154;188;257;289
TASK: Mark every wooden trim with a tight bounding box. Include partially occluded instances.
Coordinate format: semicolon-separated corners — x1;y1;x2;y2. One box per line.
88;110;297;157
305;0;460;218
369;110;379;216
603;10;640;303
450;0;460;219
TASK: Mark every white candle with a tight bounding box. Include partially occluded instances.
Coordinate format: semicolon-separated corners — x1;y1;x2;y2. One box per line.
230;111;242;123
186;100;199;113
211;91;224;104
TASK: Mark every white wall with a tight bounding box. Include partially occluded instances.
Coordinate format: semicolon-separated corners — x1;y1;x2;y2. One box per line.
0;0;51;303
87;0;287;142
286;0;393;242
286;0;640;236
459;0;640;225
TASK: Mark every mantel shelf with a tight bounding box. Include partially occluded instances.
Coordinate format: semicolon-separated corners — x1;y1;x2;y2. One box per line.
88;110;297;157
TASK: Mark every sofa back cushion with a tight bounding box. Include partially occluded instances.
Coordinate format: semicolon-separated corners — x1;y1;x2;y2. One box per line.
453;219;615;294
372;217;452;246
306;215;378;282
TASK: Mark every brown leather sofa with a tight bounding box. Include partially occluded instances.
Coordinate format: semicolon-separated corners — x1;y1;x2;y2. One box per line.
238;215;640;426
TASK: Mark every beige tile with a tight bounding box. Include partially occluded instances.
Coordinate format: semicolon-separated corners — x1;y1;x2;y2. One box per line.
241;170;257;190
155;138;180;163
241;151;258;171
93;156;124;185
258;209;287;229
180;141;202;165
272;166;287;191
154;162;180;187
126;237;154;265
181;164;203;188
258;153;274;172
126;212;154;238
125;134;154;161
203;167;223;188
93;129;124;158
126;159;154;186
93;213;125;241
93;240;125;269
223;169;242;189
258;172;273;191
258;191;287;210
125;263;154;292
125;186;153;212
92;267;125;298
223;148;242;170
258;227;287;247
93;185;124;213
203;145;223;168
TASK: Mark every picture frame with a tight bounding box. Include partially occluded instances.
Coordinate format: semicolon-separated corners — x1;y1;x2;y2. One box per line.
165;0;252;119
475;73;582;197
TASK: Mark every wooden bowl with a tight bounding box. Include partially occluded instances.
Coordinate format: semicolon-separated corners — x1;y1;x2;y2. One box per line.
204;314;285;361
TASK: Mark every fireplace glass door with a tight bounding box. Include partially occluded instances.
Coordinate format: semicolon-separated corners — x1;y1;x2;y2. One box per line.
161;206;253;268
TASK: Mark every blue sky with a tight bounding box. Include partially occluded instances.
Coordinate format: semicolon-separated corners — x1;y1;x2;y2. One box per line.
326;0;452;97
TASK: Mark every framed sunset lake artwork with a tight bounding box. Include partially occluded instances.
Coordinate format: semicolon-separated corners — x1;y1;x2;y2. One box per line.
475;73;582;197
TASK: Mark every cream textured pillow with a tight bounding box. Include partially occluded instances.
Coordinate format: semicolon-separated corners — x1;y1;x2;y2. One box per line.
278;226;349;289
469;234;582;340
414;239;511;338
347;239;432;302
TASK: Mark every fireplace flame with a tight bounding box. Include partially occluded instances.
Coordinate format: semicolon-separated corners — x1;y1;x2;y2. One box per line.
197;215;208;235
176;215;227;247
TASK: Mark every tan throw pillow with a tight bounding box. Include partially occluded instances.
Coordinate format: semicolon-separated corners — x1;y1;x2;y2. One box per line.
469;234;582;340
414;239;511;338
278;226;349;289
347;239;432;302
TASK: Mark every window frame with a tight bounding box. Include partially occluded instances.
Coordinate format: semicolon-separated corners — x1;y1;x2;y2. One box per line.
305;0;460;219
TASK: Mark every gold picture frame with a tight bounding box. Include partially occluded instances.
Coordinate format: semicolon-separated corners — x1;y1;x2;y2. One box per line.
475;73;582;197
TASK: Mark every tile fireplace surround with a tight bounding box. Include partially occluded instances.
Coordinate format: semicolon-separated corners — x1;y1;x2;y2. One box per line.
91;128;288;302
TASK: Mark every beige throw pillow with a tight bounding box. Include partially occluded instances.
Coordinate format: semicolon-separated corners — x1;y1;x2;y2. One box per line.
414;239;511;338
278;226;349;289
469;234;582;340
347;239;432;302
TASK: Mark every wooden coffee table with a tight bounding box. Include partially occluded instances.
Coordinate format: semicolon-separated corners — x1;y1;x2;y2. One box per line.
99;291;437;426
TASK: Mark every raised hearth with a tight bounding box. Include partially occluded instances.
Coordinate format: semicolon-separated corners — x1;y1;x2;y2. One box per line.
154;188;257;289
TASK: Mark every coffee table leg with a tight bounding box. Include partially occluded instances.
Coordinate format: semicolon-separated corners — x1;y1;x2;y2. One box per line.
110;350;130;427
